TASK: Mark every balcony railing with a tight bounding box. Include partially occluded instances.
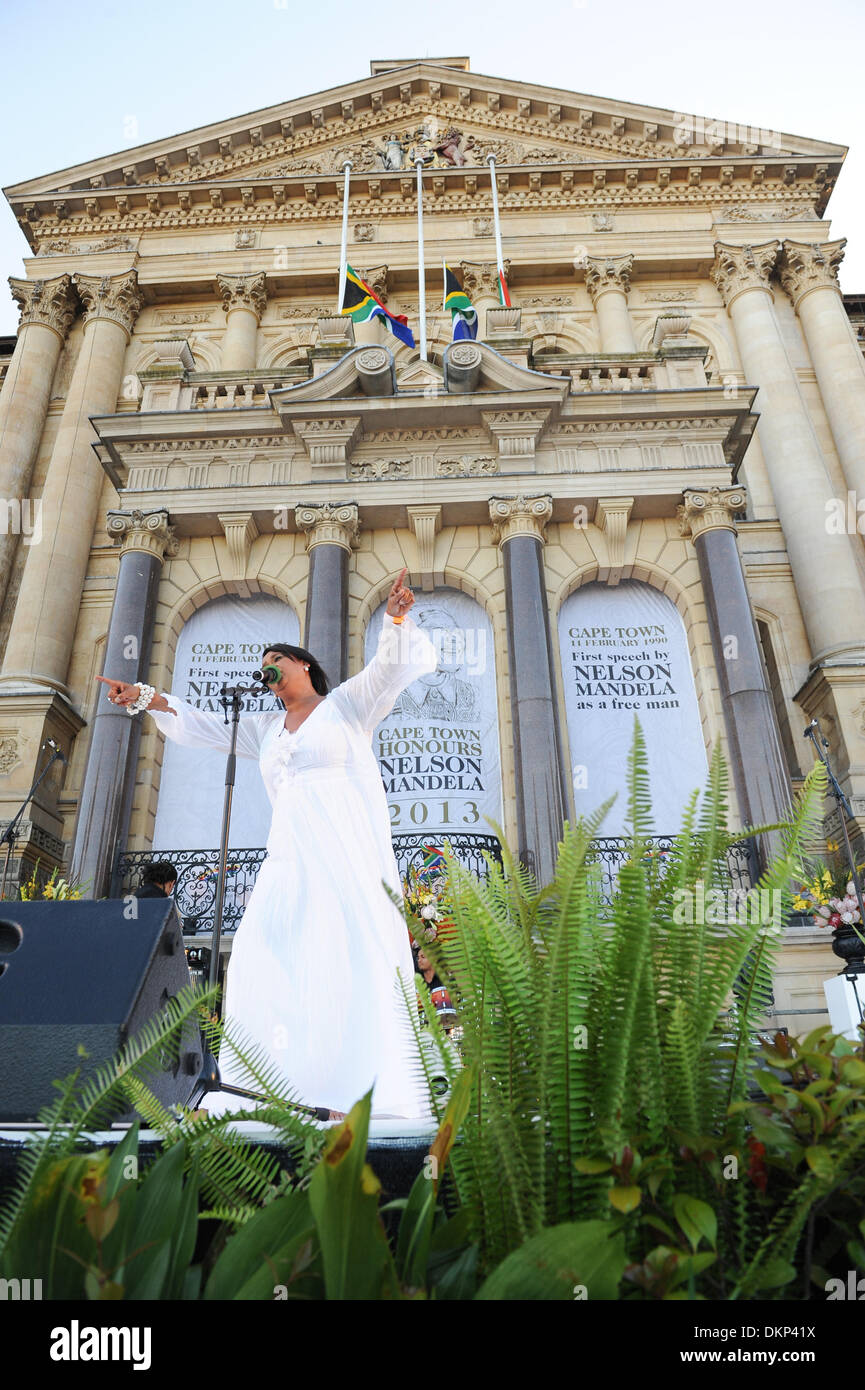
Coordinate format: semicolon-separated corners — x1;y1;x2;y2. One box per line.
115;833;504;936
114;833;755;938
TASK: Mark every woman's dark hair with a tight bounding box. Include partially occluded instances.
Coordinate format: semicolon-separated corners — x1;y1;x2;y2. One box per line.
263;643;330;696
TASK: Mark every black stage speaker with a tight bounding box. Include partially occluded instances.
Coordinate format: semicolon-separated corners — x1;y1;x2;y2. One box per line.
0;898;203;1122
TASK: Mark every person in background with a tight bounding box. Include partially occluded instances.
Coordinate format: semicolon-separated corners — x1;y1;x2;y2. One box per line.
135;861;178;899
414;944;442;990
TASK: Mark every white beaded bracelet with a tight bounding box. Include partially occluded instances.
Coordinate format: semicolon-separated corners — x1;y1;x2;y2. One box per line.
127;682;156;715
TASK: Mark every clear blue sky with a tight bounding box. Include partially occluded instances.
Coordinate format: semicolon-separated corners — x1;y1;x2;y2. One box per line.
2;0;863;334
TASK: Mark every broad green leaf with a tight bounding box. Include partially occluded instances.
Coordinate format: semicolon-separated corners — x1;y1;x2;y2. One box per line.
204;1191;314;1300
308;1090;394;1300
608;1186;642;1214
753;1257;797;1289
753;1069;787;1096
475;1222;626;1301
671;1194;717;1252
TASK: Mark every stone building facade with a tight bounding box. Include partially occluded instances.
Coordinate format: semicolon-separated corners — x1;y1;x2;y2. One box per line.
2;57;864;1030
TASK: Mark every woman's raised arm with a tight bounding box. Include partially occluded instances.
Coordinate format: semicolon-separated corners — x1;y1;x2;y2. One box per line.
95;676;273;759
330;570;439;734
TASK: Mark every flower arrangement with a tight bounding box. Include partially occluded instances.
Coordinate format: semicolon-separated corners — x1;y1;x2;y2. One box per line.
402;846;449;943
17;862;83;901
793;846;865;929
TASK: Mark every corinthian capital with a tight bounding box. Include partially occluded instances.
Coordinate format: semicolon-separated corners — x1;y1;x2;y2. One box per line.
8;273;77;342
585;253;633;304
489;494;553;546
778;239;845;310
459;260;511;301
74;270;142;338
710;241;778;309
106;508;178;560
294;501;359;551
217;272;267;321
677;486;747;540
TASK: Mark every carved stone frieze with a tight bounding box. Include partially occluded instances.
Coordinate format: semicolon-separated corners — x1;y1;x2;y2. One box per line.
436;455;498;476
0;731;22;777
8;273;76;341
714;201;818;222
347;457;410;480
155;310;214;325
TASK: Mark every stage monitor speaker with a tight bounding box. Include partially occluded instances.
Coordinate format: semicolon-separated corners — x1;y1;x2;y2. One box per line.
0;898;203;1123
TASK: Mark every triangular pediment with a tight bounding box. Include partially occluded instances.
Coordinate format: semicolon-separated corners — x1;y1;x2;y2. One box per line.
7;59;846;203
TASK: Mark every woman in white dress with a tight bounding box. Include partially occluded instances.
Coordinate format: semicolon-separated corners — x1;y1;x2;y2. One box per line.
97;569;438;1120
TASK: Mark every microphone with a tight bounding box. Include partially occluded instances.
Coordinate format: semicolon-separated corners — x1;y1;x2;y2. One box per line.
43;738;67;763
252;665;282;687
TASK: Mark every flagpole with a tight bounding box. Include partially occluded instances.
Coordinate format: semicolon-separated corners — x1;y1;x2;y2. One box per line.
416;158;427;360
337;160;351;312
486;153;505;289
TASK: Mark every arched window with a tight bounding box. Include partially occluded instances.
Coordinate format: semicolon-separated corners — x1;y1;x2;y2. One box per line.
151;593;299;851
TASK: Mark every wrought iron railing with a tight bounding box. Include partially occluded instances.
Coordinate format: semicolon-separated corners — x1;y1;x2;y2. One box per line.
586;835;755;903
116;833;755;937
115;833;504;937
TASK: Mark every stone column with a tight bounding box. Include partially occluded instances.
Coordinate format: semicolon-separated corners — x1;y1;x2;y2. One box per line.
711;242;865;665
295;502;359;688
585;254;638;353
217;272;267;371
679;487;792;864
0;274;77;609
461;260;510;341
70;509;177;899
1;270;142;692
779;239;865;516
489;494;568;887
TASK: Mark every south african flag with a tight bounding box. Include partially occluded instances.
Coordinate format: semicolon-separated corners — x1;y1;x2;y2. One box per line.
443;262;478;341
340;263;415;348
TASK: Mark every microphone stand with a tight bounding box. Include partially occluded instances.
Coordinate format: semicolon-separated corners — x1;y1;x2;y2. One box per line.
0;745;67;900
803;718;865;1023
191;679;330;1121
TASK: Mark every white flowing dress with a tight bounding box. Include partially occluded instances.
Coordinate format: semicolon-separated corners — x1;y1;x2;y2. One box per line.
147;612;438;1118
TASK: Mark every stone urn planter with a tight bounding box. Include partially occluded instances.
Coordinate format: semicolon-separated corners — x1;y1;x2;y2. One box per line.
831;922;865;974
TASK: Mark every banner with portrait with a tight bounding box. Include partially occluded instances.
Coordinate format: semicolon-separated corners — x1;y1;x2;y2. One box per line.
365;589;503;847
